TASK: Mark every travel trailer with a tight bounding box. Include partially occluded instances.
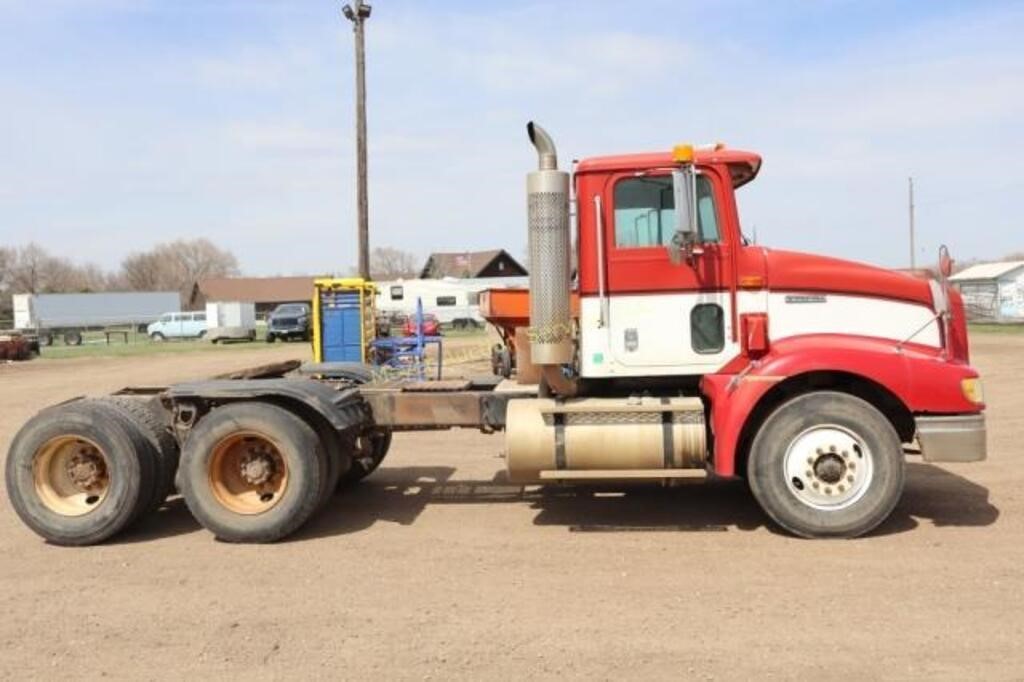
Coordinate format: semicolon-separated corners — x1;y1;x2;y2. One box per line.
375;276;528;327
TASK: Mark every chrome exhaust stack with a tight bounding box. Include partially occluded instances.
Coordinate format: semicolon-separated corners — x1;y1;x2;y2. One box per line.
526;122;573;373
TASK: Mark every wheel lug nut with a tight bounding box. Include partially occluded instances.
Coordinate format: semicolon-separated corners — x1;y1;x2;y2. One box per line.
807;456;815;464
825;487;832;495
806;470;813;478
838;484;845;493
847;475;854;483
812;481;820;489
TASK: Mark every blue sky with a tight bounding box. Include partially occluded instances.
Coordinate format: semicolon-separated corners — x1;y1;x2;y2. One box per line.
1;0;1022;275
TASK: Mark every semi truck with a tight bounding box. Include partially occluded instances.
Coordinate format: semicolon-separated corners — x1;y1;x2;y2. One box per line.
5;123;986;545
13;291;181;346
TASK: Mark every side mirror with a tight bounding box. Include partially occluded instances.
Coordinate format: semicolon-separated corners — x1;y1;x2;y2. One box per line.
669;167;699;265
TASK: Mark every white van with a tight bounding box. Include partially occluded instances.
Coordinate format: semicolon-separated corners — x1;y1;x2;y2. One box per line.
147;312;207;340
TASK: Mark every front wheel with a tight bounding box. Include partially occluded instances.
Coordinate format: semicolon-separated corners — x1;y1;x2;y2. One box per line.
150;332;165;342
747;391;904;539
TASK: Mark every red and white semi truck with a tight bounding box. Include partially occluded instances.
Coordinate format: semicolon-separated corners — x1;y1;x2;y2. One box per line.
5;123;986;545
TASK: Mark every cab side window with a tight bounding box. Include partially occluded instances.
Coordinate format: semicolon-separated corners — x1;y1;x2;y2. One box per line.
612;175;719;247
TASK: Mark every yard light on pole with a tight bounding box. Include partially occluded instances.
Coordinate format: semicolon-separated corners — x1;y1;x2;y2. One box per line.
343;1;372;280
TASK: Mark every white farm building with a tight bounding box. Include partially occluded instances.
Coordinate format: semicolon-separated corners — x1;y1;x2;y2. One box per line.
950;261;1024;323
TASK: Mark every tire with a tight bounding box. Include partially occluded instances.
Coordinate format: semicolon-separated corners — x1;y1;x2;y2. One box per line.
179;402;325;543
64;331;83;346
150;332;165;342
101;396;179;512
265;334;275;343
337;429;392;488
39;333;53;347
322;367;390;489
5;401;158;545
746;391;905;539
197;330;206;340
312;424;346;509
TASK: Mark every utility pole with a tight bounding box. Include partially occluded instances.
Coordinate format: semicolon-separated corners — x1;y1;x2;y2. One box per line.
343;1;372;280
908;176;916;270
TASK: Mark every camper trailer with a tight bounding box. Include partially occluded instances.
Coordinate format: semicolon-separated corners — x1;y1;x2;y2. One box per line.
375;276;527;328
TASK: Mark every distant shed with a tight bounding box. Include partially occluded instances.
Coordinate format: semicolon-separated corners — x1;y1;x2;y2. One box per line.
190;277;316;316
949;261;1024;323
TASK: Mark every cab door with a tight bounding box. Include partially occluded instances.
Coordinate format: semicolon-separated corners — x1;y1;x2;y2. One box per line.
591;168;738;376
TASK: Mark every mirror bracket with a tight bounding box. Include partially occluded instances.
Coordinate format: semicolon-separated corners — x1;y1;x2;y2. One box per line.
670;167;699;266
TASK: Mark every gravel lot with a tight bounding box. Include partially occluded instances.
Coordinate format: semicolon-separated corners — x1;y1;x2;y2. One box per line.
1;334;1021;679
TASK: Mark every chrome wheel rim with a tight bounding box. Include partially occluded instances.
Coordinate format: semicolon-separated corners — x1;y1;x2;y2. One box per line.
783;424;874;511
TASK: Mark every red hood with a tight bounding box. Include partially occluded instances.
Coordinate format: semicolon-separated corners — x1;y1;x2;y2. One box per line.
761;249;933;307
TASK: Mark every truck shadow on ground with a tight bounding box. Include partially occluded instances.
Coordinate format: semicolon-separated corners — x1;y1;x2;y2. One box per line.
113;461;999;543
874;462;1000;536
116;497;203;544
295;461;999;541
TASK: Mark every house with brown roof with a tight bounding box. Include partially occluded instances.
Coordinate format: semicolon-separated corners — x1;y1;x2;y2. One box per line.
420;249;527;279
189;276;317;315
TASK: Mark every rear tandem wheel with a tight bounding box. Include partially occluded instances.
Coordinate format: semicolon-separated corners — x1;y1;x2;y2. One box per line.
5;400;160;545
178;402;327;543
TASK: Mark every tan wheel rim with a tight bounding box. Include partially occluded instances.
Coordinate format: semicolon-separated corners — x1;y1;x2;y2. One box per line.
208;432;289;515
33;436;110;516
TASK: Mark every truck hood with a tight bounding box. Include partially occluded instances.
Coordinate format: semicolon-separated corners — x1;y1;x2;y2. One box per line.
761;248;933;307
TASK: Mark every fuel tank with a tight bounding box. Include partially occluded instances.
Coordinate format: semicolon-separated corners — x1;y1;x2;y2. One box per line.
505;397;706;483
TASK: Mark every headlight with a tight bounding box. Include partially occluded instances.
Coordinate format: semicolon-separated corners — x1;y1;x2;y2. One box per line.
961;377;984;404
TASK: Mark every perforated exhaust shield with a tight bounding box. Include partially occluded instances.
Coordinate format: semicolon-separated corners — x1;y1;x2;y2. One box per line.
527;125;572;365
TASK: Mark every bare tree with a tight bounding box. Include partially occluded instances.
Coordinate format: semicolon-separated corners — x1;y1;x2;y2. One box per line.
370;247;419;279
120;250;167;291
0;247;13;322
120;238;239;299
9;243;61;293
7;243;114;294
0;247;12;289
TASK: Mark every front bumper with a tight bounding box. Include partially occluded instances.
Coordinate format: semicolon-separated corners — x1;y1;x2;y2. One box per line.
915;414;987;463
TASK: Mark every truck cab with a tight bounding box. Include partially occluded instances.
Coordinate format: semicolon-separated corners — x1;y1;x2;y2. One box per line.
510;123;986;538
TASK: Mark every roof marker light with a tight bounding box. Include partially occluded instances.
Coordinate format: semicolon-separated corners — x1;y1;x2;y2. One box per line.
672;144;694;163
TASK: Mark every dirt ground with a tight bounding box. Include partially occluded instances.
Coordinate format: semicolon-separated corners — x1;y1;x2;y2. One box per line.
0;334;1021;680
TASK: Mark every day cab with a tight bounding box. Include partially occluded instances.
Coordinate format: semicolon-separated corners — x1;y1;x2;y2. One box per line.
549;140;986;534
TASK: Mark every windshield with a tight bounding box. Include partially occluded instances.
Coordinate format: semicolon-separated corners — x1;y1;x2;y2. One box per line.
274;304;307;316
